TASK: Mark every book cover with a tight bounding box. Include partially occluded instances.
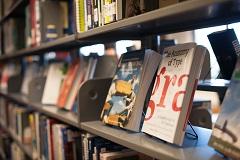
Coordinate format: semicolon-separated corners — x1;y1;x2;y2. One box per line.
101;51;144;128
42;62;65;105
64;58;85;111
100;50;161;132
57;59;81;108
208;58;240;159
208;29;240;80
142;43;206;145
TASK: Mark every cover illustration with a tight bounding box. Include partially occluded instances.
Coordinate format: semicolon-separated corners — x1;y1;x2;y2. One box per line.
100;52;144;128
209;59;240;159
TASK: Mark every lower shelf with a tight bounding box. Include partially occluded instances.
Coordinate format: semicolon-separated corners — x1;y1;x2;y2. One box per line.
81;121;225;160
0;123;37;159
0;90;79;128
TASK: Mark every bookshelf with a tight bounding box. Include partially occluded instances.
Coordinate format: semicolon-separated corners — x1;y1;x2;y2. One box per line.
81;121;224;160
0;35;77;60
0;123;36;159
0;0;27;25
0;90;79;128
0;0;239;60
0;0;239;159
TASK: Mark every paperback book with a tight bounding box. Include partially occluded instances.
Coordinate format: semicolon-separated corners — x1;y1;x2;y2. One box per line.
100;49;161;132
208;58;240;159
142;43;206;145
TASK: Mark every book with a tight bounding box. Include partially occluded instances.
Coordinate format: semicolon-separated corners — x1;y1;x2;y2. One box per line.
39;0;64;42
21;62;39;96
100;49;161;132
3;18;25;54
208;58;240;159
64;58;86;111
142;43;206;145
87;0;93;30
41;62;65;105
100;149;139;160
208;29;240;80
47;119;59;160
57;59;81;108
76;0;87;32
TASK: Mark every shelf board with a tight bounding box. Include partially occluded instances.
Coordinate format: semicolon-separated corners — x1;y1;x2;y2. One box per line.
0;91;79;128
0;124;36;159
81;121;225;160
0;0;27;25
0;35;81;61
77;0;240;42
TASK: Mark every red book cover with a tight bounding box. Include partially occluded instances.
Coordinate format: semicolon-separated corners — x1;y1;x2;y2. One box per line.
57;59;80;108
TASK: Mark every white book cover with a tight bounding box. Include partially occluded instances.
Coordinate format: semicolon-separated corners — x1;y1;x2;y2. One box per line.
142;43;206;145
42;63;65;105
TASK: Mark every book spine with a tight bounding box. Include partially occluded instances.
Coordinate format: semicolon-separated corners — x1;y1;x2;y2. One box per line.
35;113;41;159
93;0;99;28
57;61;80;108
30;0;37;47
111;0;116;22
35;0;41;45
87;0;93;30
79;0;85;32
68;0;75;34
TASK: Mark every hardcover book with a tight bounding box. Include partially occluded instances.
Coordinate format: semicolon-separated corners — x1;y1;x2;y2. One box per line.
208;58;240;159
100;49;161;132
142;43;206;145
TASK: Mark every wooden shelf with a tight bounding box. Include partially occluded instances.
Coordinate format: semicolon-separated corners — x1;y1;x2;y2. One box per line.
0;124;36;159
81;121;225;160
0;91;79;128
76;0;240;42
0;0;27;25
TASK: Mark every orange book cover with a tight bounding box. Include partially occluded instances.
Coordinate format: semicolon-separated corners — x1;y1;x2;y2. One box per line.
57;59;80;108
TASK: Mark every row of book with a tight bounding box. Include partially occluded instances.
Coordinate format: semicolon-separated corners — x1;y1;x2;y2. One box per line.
0;98;155;160
1;0;190;54
0;51;116;112
2;0;75;54
0;131;31;160
75;0;188;33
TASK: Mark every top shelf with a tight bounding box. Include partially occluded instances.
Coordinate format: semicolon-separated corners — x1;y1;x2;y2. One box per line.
0;0;27;25
0;0;240;61
76;0;240;42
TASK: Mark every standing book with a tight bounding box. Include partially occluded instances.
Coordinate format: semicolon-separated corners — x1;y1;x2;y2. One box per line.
42;62;65;105
57;59;81;108
100;49;161;132
208;58;240;159
142;43;206;145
